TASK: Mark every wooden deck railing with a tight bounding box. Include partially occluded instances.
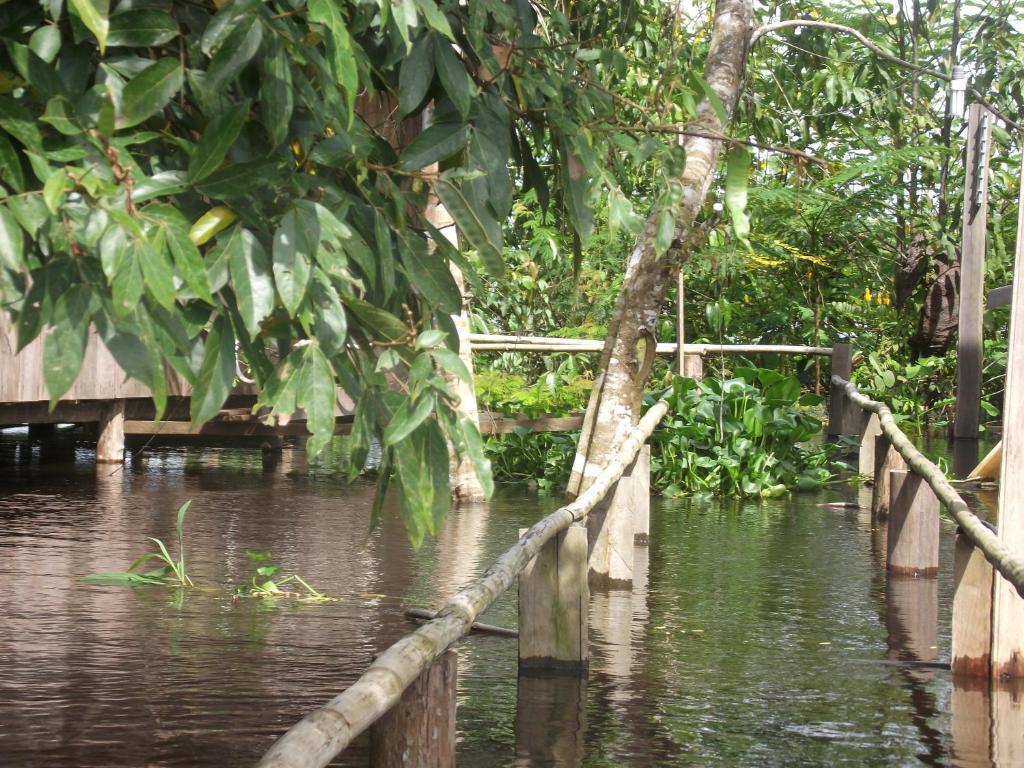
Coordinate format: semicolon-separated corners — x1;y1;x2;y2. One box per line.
255;399;670;768
832;374;1024;680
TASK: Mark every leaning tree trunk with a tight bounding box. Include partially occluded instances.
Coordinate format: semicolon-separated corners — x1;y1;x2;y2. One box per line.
567;0;753;499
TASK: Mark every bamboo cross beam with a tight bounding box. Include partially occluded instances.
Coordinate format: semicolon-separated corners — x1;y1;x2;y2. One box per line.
467;334;832;357
832;375;1024;599
256;400;670;768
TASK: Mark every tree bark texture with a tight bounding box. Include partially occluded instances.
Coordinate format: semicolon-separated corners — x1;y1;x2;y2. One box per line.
567;0;753;497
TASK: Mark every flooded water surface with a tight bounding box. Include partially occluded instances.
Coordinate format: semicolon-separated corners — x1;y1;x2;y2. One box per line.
1;436;1020;766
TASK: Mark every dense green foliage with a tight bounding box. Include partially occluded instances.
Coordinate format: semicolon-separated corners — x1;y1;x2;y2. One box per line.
479;367;839;498
650;371;838;497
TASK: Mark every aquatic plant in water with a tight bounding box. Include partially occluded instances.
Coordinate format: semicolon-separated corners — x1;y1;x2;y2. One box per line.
650;369;844;498
237;550;332;603
81;500;194;586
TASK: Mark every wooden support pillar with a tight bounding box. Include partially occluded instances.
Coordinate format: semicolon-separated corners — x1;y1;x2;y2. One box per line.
681;353;704;380
954;103;993;439
952;532;994;678
827;342;852;437
872;434;907;520
858;412;882;477
886;469;940;576
588;444;650;585
369;650;457;768
96;401;125;465
631;446;651;545
518;524;589;672
991;159;1024;680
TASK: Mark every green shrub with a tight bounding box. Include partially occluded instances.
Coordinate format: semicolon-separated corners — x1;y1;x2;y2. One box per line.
475;370;592;417
649;369;840;497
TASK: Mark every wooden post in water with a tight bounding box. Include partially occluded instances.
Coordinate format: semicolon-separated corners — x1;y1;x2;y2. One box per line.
518;524;589;672
588;449;651;586
682;353;704;380
827;342;852;437
631;446;651;545
886;470;940;576
954;103;993;440
858;412;882;477
96;401;125;465
990;159;1024;680
952;532;994;678
872;434;908;520
368;650;457;768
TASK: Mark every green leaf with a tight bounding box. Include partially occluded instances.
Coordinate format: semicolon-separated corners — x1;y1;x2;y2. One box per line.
205;17;263;96
343;298;408;344
434;179;504;277
415;0;455;40
429;348;470;383
175;500;191;544
29;26;62;63
416;329;446;349
432;40;474;118
398;34;435;118
398;122;470;171
107;10;178;47
297;346;337;458
134;170;188;202
69;0;109;53
393;421;450;548
724;146;751;249
111;256;144;318
259;36;293;147
653;207;674;257
0;205;24;272
307;0;359;125
384;393;434;445
120;58;183;129
153;210;214;304
228;227;275;336
189;103;250;183
43;168;71;214
560;139;593;242
139;239;177;310
308;271;348;357
44;285;93;405
0;96;43;152
272;208;317;316
397;232;461;312
459;416;494;498
0;133;25;192
196;160;275;199
41;96;81;136
190;315;235;424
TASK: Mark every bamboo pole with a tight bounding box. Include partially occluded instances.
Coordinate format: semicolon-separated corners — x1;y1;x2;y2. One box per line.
832;375;1024;599
469;338;833;356
256;400;670;768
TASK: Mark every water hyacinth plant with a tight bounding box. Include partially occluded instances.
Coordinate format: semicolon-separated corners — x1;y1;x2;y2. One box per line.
649;369;843;498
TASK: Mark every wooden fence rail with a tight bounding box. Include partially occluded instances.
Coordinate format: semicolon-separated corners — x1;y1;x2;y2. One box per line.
469;334;833;357
832;374;1024;598
256;399;670;768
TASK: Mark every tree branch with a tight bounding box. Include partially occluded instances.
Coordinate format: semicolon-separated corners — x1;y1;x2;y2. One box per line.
751;19;1022;132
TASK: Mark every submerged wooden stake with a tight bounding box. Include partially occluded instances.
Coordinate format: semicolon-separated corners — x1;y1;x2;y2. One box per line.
519;525;589;672
887;469;940;576
827;342;852;437
631;446;651;545
952;532;994;678
859;412;882;477
368;651;457;768
872;434;908;520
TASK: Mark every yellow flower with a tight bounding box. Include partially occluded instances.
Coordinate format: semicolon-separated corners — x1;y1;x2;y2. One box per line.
863;287;872;302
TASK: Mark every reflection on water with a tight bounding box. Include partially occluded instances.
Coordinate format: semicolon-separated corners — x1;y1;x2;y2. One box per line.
1;436;1023;766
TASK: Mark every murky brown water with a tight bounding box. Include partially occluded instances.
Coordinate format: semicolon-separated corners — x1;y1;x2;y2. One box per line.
1;433;1022;766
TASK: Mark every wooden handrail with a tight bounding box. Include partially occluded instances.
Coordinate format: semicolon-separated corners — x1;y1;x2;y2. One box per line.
833;375;1024;599
468;334;833;357
256;399;670;768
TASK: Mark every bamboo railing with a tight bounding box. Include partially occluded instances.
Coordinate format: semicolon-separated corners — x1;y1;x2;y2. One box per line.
256;399;670;768
469;333;833;357
833;375;1024;598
